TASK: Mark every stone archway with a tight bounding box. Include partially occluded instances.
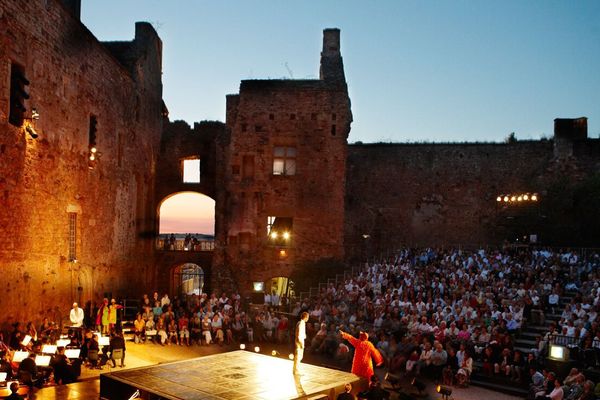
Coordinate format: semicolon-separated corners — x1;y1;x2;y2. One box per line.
171;263;205;297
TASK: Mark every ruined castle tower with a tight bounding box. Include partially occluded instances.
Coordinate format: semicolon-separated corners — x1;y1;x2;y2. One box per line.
214;29;352;295
0;0;163;321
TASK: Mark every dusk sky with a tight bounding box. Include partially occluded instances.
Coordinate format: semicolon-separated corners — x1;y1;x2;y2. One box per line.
82;1;600;233
82;1;600;143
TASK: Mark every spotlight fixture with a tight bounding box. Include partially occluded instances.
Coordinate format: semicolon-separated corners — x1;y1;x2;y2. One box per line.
496;196;502;202
25;124;38;139
239;344;246;350
531;194;538;201
523;194;529;201
282;231;290;240
271;350;280;357
91;147;97;153
503;196;509;202
510;196;516;202
254;346;260;353
517;196;523;201
31;108;40;120
412;378;426;395
384;372;401;389
288;353;294;360
436;385;452;400
270;231;278;239
279;249;287;257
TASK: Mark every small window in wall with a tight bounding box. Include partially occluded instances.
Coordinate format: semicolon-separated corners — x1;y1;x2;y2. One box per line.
9;63;30;127
68;212;77;262
273;147;296;176
183;159;201;183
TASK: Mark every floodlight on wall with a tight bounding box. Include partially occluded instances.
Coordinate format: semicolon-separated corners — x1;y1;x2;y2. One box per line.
239;344;246;350
254;346;260;353
270;231;278;239
25;124;38;139
282;231;290;240
288;353;294;360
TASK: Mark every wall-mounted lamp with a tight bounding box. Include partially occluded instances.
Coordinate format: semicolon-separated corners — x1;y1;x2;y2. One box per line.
25;124;39;139
24;108;40;139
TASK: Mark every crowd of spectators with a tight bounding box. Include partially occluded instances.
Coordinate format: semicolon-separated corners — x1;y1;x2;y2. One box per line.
277;247;600;398
2;245;600;399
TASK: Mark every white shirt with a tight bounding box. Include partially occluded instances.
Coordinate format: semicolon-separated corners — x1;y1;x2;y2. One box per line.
70;307;84;327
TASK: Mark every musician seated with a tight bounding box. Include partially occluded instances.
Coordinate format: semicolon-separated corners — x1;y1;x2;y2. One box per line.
51;347;79;384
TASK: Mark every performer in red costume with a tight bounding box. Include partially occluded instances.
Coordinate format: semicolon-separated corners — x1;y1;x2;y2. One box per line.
339;330;384;380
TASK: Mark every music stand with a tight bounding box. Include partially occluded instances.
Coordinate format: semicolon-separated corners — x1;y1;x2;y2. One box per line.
21;335;32;346
35;355;51;367
12;351;29;363
99;336;110;346
56;339;70;347
65;349;81;359
42;345;57;354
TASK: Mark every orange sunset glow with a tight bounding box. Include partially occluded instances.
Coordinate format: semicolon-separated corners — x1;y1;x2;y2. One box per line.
159;192;215;234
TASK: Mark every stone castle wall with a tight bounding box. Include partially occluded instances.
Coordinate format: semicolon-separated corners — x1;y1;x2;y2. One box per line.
0;0;163;323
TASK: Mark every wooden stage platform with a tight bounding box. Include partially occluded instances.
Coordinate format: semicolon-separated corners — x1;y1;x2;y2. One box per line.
100;350;365;400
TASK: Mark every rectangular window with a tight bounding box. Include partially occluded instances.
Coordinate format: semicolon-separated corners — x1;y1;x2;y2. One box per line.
68;213;77;262
89;115;97;148
242;155;254;179
273;146;296;176
183;159;201;183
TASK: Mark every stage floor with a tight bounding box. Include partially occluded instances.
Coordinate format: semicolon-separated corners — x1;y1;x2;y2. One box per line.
100;350;364;400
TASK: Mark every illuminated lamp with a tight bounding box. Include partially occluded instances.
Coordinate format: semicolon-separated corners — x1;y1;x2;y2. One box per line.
253;282;264;292
503;196;509;202
254;346;260;353
270;231;278;239
496;196;502;202
437;385;452;400
90;147;97;153
279;249;287;257
511;196;516;202
548;344;569;361
532;194;538;201
271;350;280;357
89;154;95;161
239;344;246;350
282;231;290;240
31;108;40;120
517;196;523;201
288;353;294;360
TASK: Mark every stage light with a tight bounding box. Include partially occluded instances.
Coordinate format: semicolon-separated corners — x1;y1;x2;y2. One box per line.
282;231;290;240
523;194;529;201
25;124;38;139
517;195;523;201
496;196;502;202
31;108;40;120
503;196;509;202
412;378;426;394
89;154;95;161
271;350;280;357
254;346;260;353
288;353;294;360
270;231;278;239
239;344;246;350
510;196;516;202
91;147;97;153
532;194;538;201
437;385;452;400
384;372;401;388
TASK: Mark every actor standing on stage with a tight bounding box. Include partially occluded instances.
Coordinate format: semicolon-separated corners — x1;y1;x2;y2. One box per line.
339;330;383;380
293;312;309;374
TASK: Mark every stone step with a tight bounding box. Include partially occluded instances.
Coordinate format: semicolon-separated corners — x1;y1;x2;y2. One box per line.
515;338;537;347
514;346;532;354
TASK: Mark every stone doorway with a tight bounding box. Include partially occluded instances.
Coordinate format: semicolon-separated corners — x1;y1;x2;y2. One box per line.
171;263;205;296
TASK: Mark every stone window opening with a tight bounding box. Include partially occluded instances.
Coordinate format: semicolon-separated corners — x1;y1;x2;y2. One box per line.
9;63;30;127
68;212;77;262
272;146;296;176
182;158;201;183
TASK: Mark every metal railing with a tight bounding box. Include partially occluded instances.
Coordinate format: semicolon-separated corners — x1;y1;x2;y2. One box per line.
548;334;600;348
156;238;215;252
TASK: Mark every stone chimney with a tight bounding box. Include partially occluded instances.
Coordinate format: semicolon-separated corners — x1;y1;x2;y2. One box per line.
320;28;346;84
60;0;81;20
553;117;588;159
